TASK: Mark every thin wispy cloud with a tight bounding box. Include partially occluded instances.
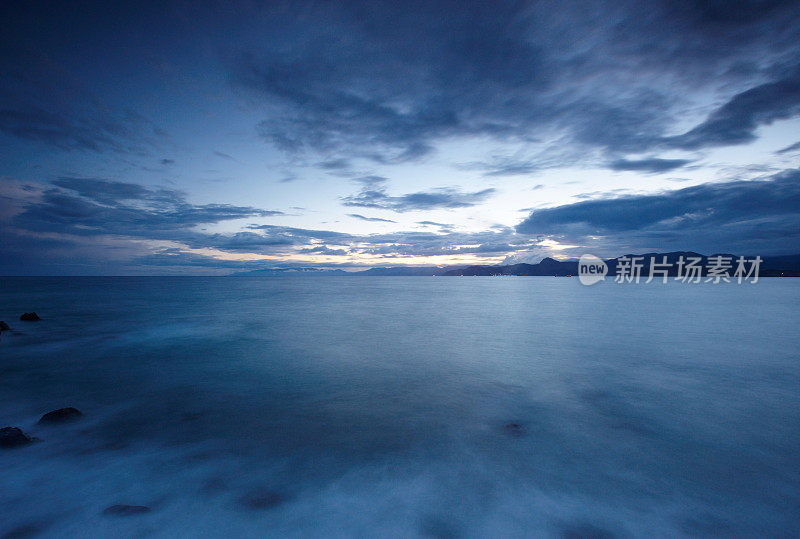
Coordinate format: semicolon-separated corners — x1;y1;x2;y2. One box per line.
348;214;397;223
342;187;496;212
608;158;693;173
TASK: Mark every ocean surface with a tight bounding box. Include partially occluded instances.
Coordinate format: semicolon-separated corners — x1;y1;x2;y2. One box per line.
1;276;799;537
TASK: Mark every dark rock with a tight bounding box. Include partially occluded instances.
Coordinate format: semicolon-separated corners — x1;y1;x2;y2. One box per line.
38;407;83;425
102;505;151;516
180;411;204;422
1;522;47;538
0;321;10;331
19;313;40;322
0;427;34;448
502;422;525;437
238;490;285;510
560;523;616;539
199;477;227;496
419;515;461;538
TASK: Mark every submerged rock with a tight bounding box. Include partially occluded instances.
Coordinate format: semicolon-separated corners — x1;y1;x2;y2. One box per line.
38;407;83;425
0;427;34;448
0;321;10;331
560;522;615;538
502;422;525;437
419;515;461;538
238;490;285;510
19;313;40;322
102;505;151;516
1;522;47;538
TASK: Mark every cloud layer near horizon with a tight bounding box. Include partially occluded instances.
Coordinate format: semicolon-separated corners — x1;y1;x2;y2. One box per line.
517;169;800;255
1;168;798;274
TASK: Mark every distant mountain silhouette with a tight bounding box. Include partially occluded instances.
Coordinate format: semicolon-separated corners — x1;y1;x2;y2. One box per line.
351;266;445;276
443;252;800;277
232;267;349;276
233;266;443;276
232;253;800;277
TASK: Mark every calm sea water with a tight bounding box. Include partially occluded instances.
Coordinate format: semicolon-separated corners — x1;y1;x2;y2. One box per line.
1;277;798;537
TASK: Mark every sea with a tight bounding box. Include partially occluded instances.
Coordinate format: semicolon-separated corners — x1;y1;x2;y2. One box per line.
1;276;798;537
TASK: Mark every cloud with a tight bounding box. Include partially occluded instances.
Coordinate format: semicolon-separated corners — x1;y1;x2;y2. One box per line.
417;220;454;230
608;157;692;173
477;158;539;177
298;245;348;255
666;66;800;150
13;178;285;244
516;169;800;255
318;158;351;170
0;41;165;153
135;248;263;269
2;177;534;267
348;227;538;258
776;140;800;154
342;187;495;212
347;214;396;223
228;1;800;165
352;175;388;188
20;170;799;273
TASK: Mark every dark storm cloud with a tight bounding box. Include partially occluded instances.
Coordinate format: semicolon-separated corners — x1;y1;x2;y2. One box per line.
608;158;692;173
347;214;397;223
342;187;495;212
776;140;800;154
666;66;800;150
13;178;285;243
516;169;800;254
0;39;164;153
4;1;799;165
230;1;800;164
0;107;159;154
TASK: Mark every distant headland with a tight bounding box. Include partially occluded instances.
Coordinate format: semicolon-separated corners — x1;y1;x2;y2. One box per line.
233;252;800;277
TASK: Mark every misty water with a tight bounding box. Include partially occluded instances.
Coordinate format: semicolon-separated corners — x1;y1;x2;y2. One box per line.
1;277;798;537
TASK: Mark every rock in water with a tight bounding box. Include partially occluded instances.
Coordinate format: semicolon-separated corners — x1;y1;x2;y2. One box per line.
103;505;151;516
238;490;285;510
38;407;83;425
20;313;40;321
1;427;34;448
0;321;10;331
502;422;525;437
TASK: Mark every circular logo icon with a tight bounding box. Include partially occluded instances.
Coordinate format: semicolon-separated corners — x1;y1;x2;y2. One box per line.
578;254;607;285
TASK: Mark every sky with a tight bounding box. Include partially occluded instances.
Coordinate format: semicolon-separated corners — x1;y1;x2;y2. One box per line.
1;0;800;274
